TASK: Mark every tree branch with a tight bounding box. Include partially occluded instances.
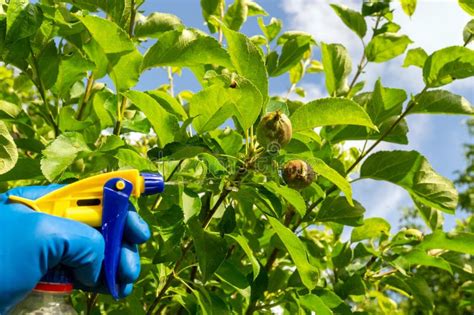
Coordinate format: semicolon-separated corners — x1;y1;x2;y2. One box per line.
76;73;95;120
29;46;59;136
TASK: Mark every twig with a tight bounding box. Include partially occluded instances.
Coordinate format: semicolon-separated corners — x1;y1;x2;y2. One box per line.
167;67;174;97
129;0;136;37
76;73;95;120
113;96;128;136
345;86;428;174
347;15;382;95
218;2;225;44
245;208;295;315
29;46;59;136
85;293;98;315
152;160;184;210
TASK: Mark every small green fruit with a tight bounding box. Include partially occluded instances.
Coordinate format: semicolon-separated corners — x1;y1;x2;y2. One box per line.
256;111;292;151
282;160;315;190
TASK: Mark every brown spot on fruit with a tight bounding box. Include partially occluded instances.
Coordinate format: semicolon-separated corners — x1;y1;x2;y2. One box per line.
282;160;315;190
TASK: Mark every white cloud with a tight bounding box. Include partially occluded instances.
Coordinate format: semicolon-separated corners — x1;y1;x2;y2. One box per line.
281;0;473;95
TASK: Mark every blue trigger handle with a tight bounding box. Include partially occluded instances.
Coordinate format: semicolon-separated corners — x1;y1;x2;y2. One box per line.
101;178;134;300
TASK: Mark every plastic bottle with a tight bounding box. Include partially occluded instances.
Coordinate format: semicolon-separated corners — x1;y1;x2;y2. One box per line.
9;268;77;315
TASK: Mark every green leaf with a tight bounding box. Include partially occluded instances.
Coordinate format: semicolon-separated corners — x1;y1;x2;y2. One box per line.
247;1;268;16
267;216;319;290
403;47;428;68
316;197;365;226
361;150;458;213
290;98;377;131
6;1;43;43
330;4;367;38
190;75;262;132
394;248;452;274
142;29;232;70
78;15;142;91
217;205;236;236
365;79;407;124
0;158;41;181
53;50;95;98
188;217;227;282
400;0;417;17
109;50;143;93
406;275;434;310
332;242;353;269
463;19;474;45
147;90;188;120
58;107;94;132
409;90;474;115
324;81;408;144
208;128;243;156
304;158;353;205
37;41;59;90
423;46;474;87
307;60;324;73
98;135;125;152
258;17;282;42
225;233;260;280
0;100;21;118
215;260;249;290
269;33;313;77
115;148;157;171
221;23;268;107
264;182;306;217
417;230;474;255
351;218;391;242
374;22;401;36
40;132;89;182
224;0;248;31
338;274;366;298
190;85;234;133
313;288;345;309
459;0;474;15
324;118;408;145
0;121;18;175
200;0;222;33
199;153;228;176
134;12;183;38
321;43;352;96
299;294;333;315
81;37;108;79
414;198;444;231
78;15;134;54
124;90;180;147
92;90;115;129
365;33;413;63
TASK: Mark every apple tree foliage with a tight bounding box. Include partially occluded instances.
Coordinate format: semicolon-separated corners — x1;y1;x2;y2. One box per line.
0;0;473;314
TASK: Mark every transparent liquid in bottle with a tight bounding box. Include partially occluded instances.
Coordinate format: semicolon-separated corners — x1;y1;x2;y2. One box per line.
10;289;77;315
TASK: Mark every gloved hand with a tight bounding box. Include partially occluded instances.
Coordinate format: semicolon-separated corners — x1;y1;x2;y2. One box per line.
0;185;151;314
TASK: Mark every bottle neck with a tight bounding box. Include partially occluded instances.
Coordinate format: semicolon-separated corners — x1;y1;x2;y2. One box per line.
34;282;73;294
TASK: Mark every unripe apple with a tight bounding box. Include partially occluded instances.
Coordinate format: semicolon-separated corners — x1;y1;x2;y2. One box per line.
256;111;292;152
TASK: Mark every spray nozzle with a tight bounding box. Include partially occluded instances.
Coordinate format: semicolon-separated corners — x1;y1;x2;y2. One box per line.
141;172;165;195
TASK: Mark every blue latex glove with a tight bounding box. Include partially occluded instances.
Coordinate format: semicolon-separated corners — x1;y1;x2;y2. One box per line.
0;185;151;314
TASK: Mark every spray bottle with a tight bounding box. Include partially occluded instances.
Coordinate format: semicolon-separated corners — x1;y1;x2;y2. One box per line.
7;170;164;314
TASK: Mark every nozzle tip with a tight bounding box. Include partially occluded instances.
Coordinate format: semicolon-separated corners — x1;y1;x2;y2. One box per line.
141;172;164;195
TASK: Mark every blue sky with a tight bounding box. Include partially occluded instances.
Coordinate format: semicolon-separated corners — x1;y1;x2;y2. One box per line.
135;0;473;232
